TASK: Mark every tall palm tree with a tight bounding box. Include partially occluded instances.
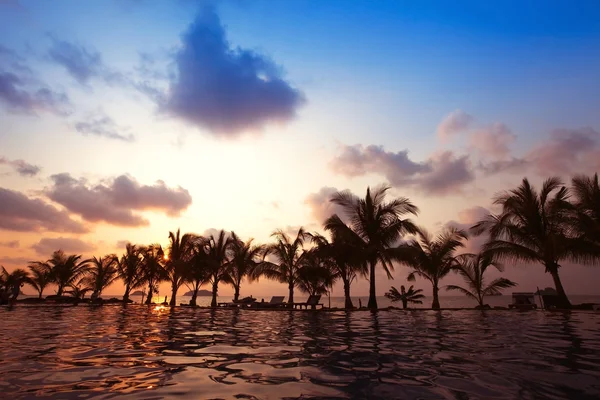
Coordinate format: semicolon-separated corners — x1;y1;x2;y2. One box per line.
165;229;198;306
296;250;335;297
204;230;233;307
82;255;119;299
325;185;419;309
27;263;52;299
45;250;91;296
118;244;144;303
227;232;264;302
396;226;467;309
309;232;367;309
185;243;209;306
471;177;591;309
252;227;308;307
0;266;31;300
140;244;166;305
445;253;517;307
571;173;600;247
384;285;425;309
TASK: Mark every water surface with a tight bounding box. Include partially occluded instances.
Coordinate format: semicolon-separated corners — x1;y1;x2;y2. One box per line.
1;306;600;399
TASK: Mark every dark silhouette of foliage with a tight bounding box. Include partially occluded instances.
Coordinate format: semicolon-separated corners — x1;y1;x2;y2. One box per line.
384;285;424;309
226;232;264;302
26;262;52;299
118;244;144;302
165;229;198;306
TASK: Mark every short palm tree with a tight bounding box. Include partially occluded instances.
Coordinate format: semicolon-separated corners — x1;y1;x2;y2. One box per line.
45;250;91;296
185;243;209;306
227;232;264;302
252;227;308;307
471;177;591;309
446;253;517;307
204;230;234;307
396;226;467;309
384;285;425;309
165;229;198;306
27;263;52;299
325;185;419;309
1;266;30;300
66;284;90;300
82;255;119;299
296;250;335;297
118;244;144;302
140;244;166;305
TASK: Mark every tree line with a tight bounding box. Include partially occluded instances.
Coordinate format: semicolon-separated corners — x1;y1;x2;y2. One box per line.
1;174;599;310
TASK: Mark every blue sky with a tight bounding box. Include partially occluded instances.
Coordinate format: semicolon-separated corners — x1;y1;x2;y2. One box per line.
1;0;600;296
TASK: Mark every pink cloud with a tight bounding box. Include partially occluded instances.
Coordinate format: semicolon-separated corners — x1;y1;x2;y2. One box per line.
437;110;474;142
31;237;96;256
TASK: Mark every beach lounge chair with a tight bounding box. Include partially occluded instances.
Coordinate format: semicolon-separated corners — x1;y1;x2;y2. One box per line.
293;295;324;310
252;296;286;309
508;292;537;310
218;296;256;308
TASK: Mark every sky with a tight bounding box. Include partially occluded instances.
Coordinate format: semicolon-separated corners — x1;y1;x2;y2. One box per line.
1;0;600;298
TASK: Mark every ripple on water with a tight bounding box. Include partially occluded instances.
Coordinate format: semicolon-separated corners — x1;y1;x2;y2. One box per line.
1;307;600;399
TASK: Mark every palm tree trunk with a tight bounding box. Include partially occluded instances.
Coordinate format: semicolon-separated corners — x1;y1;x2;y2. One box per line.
145;282;153;305
211;280;218;307
367;260;377;310
234;285;240;302
432;283;440;309
169;281;177;306
123;285;130;303
57;285;64;296
288;282;294;308
548;266;571;309
190;282;199;306
38;289;43;299
343;279;353;309
402;299;408;309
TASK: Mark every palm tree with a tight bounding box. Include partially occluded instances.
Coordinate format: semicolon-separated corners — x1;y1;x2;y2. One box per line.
445;253;517;307
326;185;419;309
66;284;90;300
118;244;144;303
82;255;119;299
139;244;166;305
571;173;600;247
396;226;467;309
471;177;591;309
296;250;335;297
0;266;30;300
45;250;91;296
27;263;52;299
309;232;367;309
185;243;209;306
227;232;264;302
165;229;198;306
204;230;233;307
252;227;308;307
384;285;425;309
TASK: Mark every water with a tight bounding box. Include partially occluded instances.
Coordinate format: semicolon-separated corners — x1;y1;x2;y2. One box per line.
1;306;600;399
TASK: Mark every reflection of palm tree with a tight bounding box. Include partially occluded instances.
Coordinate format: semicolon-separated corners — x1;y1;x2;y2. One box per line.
82;255;119;299
446;253;516;307
384;285;425;309
326;185;419;309
204;230;233;307
165;229;198;306
140;244;166;305
118;244;144;303
45;251;91;296
471;177;590;309
309;232;367;309
227;232;264;302
252;227;308;307
396;226;467;309
27;263;52;298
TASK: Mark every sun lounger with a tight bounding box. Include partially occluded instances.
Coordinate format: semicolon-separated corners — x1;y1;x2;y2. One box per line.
251;296;286;309
292;294;324;310
218;296;257;308
508;292;537;310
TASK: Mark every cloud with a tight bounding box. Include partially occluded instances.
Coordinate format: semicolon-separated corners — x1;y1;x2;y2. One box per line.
0;46;71;116
0;156;41;176
304;187;348;225
0;187;87;233
445;206;490;253
115;240;130;249
330;145;475;195
0;256;31;266
437;110;473;142
0;240;19;248
469;122;516;159
45;173;192;227
74;113;135;142
32;237;96;256
163;6;305;136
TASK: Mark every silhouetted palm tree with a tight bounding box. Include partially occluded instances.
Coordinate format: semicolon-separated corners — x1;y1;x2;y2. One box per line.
227;232;264;302
140;244;166;305
118;244;144;302
186;243;209;306
27;263;52;299
45;250;91;296
309;232;367;309
165;229;198;306
252;227;308;307
82;255;119;299
471;177;591;309
571;173;600;248
296;249;335;297
446;253;517;307
384;285;425;309
0;266;30;300
204;230;233;307
396;226;467;309
326;185;419;309
66;284;90;300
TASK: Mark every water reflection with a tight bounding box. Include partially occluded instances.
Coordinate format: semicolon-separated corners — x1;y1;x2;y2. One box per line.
1;307;600;399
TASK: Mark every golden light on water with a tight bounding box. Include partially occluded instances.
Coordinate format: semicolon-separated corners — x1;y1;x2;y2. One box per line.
153;305;167;312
